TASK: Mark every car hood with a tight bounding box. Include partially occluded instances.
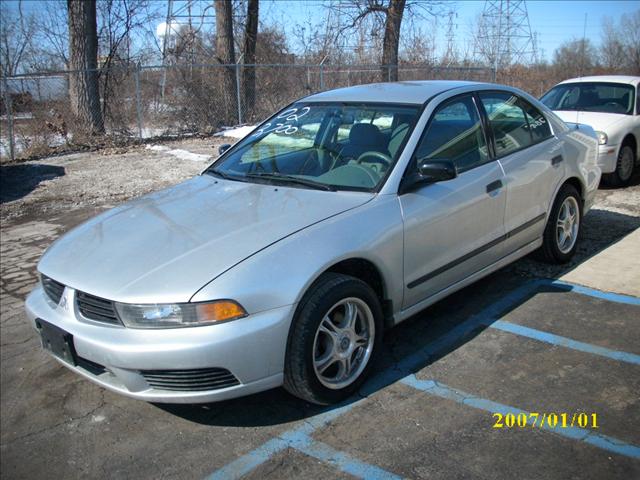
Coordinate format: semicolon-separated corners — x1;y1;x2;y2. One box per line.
39;175;374;303
553;110;627;133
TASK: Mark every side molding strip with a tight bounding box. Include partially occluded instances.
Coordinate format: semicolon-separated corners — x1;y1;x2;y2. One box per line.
407;213;546;289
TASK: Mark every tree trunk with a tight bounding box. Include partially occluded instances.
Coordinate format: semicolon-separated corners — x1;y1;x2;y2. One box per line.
380;0;406;82
215;0;237;123
243;0;259;120
67;0;104;134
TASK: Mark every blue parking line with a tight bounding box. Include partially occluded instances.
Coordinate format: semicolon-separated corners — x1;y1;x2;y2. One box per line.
208;278;640;478
206;400;369;480
282;431;404;480
401;375;640;459
206;437;289;480
539;279;640;306
490;320;640;365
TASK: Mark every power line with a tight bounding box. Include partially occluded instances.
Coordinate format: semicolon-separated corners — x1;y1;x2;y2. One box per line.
474;0;537;76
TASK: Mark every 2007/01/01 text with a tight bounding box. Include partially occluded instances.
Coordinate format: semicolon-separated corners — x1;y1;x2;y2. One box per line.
493;412;599;429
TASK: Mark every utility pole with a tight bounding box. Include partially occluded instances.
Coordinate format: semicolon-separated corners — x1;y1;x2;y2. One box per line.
159;0;216;99
474;0;536;79
443;9;457;66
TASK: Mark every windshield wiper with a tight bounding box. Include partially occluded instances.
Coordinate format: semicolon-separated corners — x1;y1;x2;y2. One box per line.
245;172;335;191
205;168;244;181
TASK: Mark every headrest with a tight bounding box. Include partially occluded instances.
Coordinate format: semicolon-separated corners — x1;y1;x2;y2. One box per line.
349;123;382;146
621;92;630;107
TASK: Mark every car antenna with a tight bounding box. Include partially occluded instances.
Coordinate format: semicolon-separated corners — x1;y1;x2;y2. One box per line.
577;13;588;127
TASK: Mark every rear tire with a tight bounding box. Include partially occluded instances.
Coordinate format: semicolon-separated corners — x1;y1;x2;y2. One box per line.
603;144;635;187
538;184;582;264
284;273;383;405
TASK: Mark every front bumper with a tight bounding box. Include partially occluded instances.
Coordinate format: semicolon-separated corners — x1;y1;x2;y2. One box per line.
597;144;619;174
25;285;295;403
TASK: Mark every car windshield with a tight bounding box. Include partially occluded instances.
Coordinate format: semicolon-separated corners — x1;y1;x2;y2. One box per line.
540;82;635;115
206;102;420;192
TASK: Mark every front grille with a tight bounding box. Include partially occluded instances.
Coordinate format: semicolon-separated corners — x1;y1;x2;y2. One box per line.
76;291;121;325
42;275;65;304
140;368;240;391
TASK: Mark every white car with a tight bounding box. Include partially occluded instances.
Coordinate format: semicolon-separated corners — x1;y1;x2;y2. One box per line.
541;75;640;186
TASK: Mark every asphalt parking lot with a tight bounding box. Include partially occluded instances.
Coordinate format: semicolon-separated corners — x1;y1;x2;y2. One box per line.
1;147;639;479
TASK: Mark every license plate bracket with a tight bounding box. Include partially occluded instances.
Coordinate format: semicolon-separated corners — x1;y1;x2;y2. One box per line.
36;319;77;366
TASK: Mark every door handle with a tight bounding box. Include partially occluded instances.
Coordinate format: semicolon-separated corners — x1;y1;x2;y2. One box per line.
486;180;503;194
551;155;564;166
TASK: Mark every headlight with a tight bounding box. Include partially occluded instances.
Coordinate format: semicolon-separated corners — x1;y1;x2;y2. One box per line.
114;300;247;328
595;131;608;145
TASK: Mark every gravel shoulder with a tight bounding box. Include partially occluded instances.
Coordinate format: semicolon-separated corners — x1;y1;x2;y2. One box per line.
0;137;231;224
1;144;639;480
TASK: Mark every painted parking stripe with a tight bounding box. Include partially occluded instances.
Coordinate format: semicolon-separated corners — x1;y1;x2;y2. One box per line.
208;278;640;478
206;437;290;480
401;375;640;459
489;320;640;365
540;279;640;306
206;400;380;480
281;431;404;480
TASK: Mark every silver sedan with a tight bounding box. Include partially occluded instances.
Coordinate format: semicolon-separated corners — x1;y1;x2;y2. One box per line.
26;81;600;405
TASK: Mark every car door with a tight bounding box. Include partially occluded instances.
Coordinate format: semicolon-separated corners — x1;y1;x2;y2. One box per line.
477;91;564;253
400;93;506;309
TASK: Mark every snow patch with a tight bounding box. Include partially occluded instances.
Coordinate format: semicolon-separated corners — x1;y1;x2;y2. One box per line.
145;144;211;162
145;145;169;152
215;125;256;139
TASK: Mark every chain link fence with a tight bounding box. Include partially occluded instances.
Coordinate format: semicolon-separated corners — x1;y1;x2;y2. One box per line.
0;63;493;161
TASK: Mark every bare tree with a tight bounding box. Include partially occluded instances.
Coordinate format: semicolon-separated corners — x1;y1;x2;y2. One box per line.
33;1;69;70
243;0;258;115
553;38;598;76
334;0;441;81
380;0;406;81
67;0;104;134
215;0;237;121
620;10;640;74
600;17;626;71
0;2;36;76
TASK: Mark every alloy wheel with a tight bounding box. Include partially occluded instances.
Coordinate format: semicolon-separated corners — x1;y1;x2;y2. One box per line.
556;196;580;254
312;297;375;390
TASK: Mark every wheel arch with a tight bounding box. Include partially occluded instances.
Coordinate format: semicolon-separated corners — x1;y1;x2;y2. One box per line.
546;176;585;226
562;177;585;204
304;257;394;329
620;133;638;161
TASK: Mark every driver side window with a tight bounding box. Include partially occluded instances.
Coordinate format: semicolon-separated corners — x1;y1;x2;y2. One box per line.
414;95;488;173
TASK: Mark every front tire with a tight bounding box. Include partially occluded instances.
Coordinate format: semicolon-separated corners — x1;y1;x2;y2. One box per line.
538;184;582;264
284;273;383;405
603;144;635;187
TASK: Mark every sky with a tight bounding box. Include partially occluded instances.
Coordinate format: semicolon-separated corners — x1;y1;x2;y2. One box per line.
5;0;640;62
260;0;640;61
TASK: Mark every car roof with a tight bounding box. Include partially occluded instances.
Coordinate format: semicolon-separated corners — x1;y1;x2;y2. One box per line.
558;75;640;87
302;80;482;105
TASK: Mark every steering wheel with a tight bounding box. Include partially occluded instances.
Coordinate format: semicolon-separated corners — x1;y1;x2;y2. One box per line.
603;101;623;111
356;151;392;166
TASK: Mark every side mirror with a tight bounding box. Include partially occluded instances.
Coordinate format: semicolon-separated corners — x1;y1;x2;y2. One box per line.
218;143;231;155
400;158;457;194
417;159;457;182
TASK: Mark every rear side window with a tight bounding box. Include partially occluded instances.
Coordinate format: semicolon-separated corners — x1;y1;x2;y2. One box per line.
479;92;550;157
520;99;552;143
414;94;489;173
